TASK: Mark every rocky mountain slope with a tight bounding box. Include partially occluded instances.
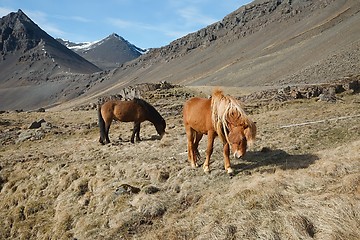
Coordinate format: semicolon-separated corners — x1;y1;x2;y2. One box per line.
0;10;101;84
0;10;102;110
91;0;360;97
57;34;145;70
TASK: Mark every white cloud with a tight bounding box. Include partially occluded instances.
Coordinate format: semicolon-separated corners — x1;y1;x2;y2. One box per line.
42;24;66;36
107;17;134;28
107;17;182;41
164;30;191;39
53;14;92;23
68;16;91;23
0;7;15;17
177;6;218;26
23;10;66;37
107;17;161;32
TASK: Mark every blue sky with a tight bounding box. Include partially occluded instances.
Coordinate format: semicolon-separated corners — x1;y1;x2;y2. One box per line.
0;0;251;49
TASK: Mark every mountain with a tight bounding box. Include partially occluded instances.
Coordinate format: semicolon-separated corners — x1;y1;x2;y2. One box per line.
0;10;101;84
1;0;360;111
57;34;145;70
0;9;101;109
86;0;360;98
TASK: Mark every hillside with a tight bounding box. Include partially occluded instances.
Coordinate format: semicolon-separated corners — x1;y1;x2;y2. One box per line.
57;34;145;70
83;0;360;100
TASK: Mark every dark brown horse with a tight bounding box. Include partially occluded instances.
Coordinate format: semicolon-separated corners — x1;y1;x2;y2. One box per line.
98;98;166;144
183;89;256;174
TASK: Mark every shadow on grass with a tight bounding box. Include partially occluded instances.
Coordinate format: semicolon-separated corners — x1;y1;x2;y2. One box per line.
109;135;162;145
232;148;319;174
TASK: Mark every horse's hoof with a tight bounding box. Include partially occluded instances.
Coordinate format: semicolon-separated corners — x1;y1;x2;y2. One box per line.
191;163;197;168
203;165;210;173
226;168;234;175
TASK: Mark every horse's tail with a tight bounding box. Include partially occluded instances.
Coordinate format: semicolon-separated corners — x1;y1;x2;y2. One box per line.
98;104;106;144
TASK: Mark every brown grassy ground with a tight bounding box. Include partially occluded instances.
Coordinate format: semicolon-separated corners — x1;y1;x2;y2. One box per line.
0;87;359;240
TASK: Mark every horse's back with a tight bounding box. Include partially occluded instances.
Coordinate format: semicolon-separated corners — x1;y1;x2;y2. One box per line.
101;100;143;122
183;97;210;120
183;97;213;134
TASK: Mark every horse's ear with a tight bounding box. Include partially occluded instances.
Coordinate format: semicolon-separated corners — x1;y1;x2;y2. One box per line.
230;111;241;119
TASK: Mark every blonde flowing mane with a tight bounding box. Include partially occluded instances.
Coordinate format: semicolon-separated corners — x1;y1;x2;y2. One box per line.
211;89;256;144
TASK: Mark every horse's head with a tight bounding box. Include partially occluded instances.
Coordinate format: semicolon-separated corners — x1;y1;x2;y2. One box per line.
227;116;256;159
155;118;166;139
228;126;248;158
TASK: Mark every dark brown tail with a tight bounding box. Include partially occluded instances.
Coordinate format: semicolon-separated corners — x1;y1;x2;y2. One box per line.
98;105;106;144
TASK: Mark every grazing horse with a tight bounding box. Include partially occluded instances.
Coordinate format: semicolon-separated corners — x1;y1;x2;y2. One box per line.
98;98;166;144
183;89;256;174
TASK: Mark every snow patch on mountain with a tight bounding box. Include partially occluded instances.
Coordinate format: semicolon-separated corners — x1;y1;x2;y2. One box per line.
60;34;146;54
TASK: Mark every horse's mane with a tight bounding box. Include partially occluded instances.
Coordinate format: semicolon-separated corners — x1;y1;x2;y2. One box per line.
211;89;256;144
133;98;164;123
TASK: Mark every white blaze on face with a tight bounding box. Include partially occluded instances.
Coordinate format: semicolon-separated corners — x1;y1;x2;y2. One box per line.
233;151;243;159
231;142;246;159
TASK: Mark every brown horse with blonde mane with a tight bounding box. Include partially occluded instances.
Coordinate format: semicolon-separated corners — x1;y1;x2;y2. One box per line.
98;98;166;144
183;89;256;174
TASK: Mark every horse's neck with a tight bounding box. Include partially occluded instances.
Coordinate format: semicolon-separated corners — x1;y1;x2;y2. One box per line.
147;114;160;126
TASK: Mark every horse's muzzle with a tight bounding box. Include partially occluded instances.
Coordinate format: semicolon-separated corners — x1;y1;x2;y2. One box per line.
234;152;243;159
159;132;166;139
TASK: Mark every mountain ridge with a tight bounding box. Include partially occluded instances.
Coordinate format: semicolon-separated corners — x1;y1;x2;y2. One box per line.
57;33;145;70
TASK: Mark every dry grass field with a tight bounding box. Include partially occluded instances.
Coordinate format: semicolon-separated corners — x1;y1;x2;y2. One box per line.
0;86;359;240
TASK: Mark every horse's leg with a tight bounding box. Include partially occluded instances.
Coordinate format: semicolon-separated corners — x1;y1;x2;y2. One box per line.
223;143;233;174
98;106;106;144
193;133;203;166
99;132;104;145
185;126;197;168
130;122;140;143
203;132;215;173
104;120;111;144
136;123;141;142
131;122;141;143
